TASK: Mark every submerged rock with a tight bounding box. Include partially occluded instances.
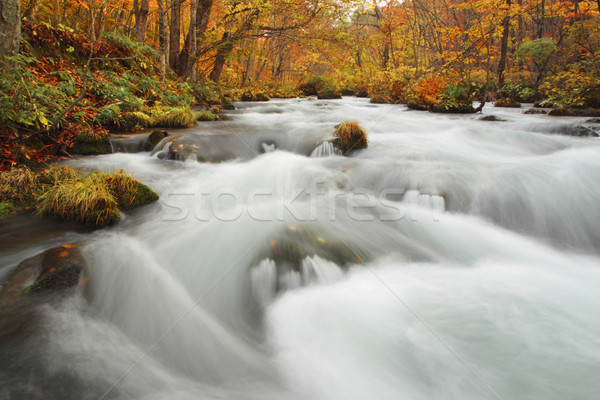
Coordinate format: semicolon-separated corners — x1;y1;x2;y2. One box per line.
523;108;548;115
0;244;86;306
479;115;505;121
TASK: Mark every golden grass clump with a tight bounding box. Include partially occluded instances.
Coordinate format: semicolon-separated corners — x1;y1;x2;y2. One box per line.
37;177;121;227
71;127;112;155
334;122;368;154
154;107;197;128
0;167;40;205
38;165;80;185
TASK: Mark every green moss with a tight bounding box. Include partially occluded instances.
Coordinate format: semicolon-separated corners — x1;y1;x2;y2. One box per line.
0;202;15;220
241;91;270;102
196;111;217;121
89;171;159;210
334;122;368;155
480;115;505;121
146;130;167;150
221;115;233;121
70;129;112;155
407;101;429;111
222;98;236;110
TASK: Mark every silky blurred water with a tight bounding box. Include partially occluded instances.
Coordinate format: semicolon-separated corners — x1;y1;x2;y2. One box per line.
1;98;599;400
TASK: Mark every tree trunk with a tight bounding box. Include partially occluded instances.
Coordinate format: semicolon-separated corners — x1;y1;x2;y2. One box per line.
169;0;181;70
538;0;545;39
134;0;149;43
157;0;169;78
209;32;232;83
23;0;41;21
177;0;213;78
497;0;512;91
0;0;21;56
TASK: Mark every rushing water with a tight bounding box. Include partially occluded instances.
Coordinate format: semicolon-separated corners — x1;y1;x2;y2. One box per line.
1;98;600;400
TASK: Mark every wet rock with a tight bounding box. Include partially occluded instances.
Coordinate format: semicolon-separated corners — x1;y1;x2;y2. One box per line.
523;108;548;115
553;124;599;138
548;108;600;117
370;94;394;104
479;115;505;121
145;130;168;151
0;244;86;306
70;131;112;155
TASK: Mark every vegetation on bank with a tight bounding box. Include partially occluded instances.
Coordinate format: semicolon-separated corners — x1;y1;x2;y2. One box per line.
0;166;158;227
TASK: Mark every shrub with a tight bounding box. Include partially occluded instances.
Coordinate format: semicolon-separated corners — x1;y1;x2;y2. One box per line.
370;94;394;104
334;122;368;154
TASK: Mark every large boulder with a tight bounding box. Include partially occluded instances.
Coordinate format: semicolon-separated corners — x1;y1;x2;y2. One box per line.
334;122;368;155
0;244;86;306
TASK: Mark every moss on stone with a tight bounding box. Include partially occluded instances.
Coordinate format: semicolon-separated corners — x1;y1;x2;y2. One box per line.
431;102;476;113
494;98;521;108
370;94;393;104
196;111;217;121
154;107;197;128
71;129;112;155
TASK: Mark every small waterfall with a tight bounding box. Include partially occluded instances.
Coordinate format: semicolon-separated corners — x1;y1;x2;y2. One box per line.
311;140;341;157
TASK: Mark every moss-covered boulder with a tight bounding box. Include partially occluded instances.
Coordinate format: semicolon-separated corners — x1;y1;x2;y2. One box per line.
494;98;521;108
431;102;476;113
241;91;270;102
0;244;86;306
36;171;158;227
70;129;112;155
154;107;198;128
479;115;505;121
89;171;159;210
334;121;368;155
0;202;15;221
548;108;600;117
145;130;168;151
196;111;217;121
317;88;342;99
37;178;121;227
523;108;548;115
222;98;236;110
407;101;429;111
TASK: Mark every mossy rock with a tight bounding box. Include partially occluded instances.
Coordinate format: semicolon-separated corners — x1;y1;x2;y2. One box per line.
38;166;79;185
70;130;112;155
0;244;86;306
340;88;356;96
116;111;154;129
431;102;476;114
523;108;548;115
154;107;197;128
0;202;15;221
494;98;521;108
221;115;233;121
145;130;168;151
37;178;121;227
241;91;270;102
222;98;236;110
407;101;429;111
334;122;368;155
370;94;393;104
89;171;159;210
548;108;600;117
479;115;505;121
317;88;342;99
196;111;217;121
25;245;86;295
0;167;40;205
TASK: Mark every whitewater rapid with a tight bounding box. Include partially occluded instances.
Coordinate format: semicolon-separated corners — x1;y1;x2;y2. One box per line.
1;98;600;400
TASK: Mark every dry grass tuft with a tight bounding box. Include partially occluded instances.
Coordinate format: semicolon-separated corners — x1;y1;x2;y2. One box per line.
0;167;40;205
334;122;368;154
37;177;120;227
154;107;197;128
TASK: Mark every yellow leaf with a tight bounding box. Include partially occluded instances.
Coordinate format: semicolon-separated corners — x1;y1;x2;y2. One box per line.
38;115;49;126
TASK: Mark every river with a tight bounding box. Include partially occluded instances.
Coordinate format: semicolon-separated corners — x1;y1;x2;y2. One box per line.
1;97;600;400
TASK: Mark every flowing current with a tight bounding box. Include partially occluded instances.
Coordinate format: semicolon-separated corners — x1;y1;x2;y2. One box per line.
1;98;600;400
